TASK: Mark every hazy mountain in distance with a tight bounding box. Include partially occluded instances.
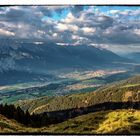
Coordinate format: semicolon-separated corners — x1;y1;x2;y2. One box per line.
123;52;140;63
0;70;55;86
0;38;127;85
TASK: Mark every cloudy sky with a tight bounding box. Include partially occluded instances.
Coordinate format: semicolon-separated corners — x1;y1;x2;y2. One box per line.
0;6;140;53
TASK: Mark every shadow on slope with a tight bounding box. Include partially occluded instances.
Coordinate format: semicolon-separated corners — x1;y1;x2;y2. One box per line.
1;101;140;128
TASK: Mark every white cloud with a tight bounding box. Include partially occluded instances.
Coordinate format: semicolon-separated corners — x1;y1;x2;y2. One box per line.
52;33;58;37
55;23;68;31
103;28;113;35
0;29;15;36
71;35;79;40
63;12;76;23
33;42;44;45
37;30;45;35
133;29;140;36
69;25;79;32
109;10;120;14
82;27;96;34
55;23;78;32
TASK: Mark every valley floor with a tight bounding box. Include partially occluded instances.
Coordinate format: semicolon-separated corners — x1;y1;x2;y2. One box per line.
1;109;140;135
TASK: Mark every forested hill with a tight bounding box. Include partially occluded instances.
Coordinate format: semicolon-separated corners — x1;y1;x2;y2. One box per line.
16;75;140;114
1;109;140;134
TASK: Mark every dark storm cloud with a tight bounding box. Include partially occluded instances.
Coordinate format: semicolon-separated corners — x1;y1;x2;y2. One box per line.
38;6;68;17
69;5;85;17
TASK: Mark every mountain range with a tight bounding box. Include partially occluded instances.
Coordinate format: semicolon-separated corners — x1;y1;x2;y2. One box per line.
124;52;140;63
0;39;127;85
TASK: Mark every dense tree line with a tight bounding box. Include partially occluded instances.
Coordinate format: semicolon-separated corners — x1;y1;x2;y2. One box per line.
0;101;140;128
0;104;52;127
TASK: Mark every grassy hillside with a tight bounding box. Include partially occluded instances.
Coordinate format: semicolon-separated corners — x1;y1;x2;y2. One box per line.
44;109;140;134
1;109;140;134
0;114;38;133
16;75;140;114
2;75;140;134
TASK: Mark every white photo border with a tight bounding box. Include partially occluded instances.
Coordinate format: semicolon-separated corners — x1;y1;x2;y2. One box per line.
0;0;140;5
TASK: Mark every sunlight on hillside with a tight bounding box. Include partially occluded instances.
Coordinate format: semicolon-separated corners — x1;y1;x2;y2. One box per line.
42;109;140;134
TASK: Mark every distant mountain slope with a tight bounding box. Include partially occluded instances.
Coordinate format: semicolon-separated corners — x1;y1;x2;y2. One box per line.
17;75;140;114
124;52;140;63
0;39;127;85
1;109;140;134
0;70;55;86
0;39;125;71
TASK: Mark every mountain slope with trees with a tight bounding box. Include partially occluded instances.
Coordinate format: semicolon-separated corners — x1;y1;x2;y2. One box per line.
16;75;140;114
1;75;140;134
1;109;140;134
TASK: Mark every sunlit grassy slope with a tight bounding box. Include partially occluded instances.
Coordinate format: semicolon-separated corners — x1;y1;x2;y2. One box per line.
1;109;140;134
43;109;140;134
